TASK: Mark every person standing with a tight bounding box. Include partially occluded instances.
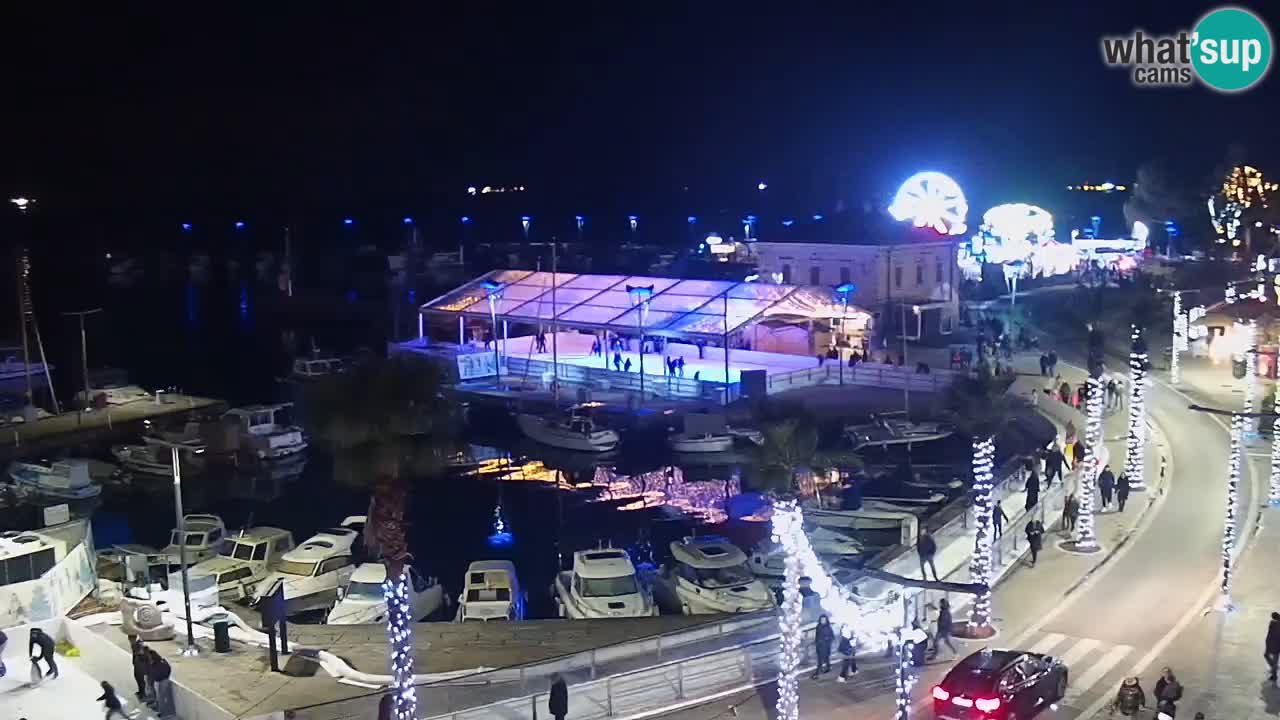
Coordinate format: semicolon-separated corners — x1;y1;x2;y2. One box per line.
1099;465;1116;510
812;615;834;678
29;627;57;681
1062;493;1079;534
934;598;958;657
149;648;174;717
549;673;569;720
917;529;939;581
1024;470;1040;512
130;637;149;702
1044;446;1064;486
836;629;858;682
992;500;1008;539
613;351;622;372
623;358;632;373
1116;472;1131;512
1039;353;1049;376
1266;611;1280;681
1026;519;1045;567
97;681;129;720
1154;667;1183;717
378;693;394;720
1048;351;1058;375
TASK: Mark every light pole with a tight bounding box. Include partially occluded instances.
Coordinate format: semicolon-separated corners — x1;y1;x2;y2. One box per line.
835;283;855;386
627;285;654;402
901;304;920;416
62;308;103;425
151;438;201;655
480;280;504;386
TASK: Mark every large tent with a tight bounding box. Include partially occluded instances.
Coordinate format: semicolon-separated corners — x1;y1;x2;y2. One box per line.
419;269;871;341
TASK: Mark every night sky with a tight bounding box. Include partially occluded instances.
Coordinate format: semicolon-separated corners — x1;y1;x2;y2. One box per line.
2;2;1277;224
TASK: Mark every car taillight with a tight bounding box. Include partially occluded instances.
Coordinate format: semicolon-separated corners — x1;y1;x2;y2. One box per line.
975;697;1001;713
932;686;950;701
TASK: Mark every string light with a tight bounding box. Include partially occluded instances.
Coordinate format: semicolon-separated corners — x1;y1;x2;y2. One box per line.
775;508;804;720
1074;372;1105;549
1124;325;1149;490
383;568;418;720
1271;380;1280;506
1244;320;1259;435
1223;414;1244;600
966;436;996;631
894;623;919;720
1171;292;1186;385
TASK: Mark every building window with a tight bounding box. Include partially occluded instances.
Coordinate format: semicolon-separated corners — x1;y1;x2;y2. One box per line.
936;262;944;283
915;265;923;285
894;266;902;288
810;266;821;285
781;264;792;283
839;267;851;285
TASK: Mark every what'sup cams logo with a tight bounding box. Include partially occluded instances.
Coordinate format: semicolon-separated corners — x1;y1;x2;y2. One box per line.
1101;6;1272;92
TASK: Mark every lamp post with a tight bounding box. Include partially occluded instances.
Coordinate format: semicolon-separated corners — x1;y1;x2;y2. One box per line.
480;280;504;386
62;308;103;426
835;283;856;386
151;438;200;655
627;285;654;403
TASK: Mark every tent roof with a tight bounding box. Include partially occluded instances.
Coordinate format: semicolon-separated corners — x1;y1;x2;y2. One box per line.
420;270;871;339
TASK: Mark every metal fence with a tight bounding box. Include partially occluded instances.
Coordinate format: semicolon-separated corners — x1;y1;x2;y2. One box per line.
506;356;738;402
764;363;964;393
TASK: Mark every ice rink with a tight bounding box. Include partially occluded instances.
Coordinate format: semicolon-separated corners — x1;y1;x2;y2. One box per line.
1;640;159;720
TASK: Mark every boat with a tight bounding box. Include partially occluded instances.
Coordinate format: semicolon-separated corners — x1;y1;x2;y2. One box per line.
553;548;657;619
142;419;209;454
805;507;920;532
327;563;445;624
516;408;619;453
289;355;346;381
750;526;863;580
648;537;775;615
667;432;734;453
7;459;103;500
225;403;308;460
251;516;366;615
455;560;526;622
77;384;152;407
112;443;204;476
845;412;954;450
195;526;295;603
161;514;227;566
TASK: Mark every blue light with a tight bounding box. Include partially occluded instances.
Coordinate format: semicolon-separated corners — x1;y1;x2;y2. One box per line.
403;217;414;225
234;221;245;230
181;223;192;231
835;282;856;294
521;215;531;222
575;215;584;222
343;218;354;226
629;215;638;221
460;216;472;224
812;214;824;221
781;219;794;227
687;216;697;224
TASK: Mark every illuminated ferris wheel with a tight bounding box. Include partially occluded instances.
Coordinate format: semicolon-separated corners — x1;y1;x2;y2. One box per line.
888;171;969;236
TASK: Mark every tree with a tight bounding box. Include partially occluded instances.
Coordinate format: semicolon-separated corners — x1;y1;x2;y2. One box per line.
946;373;1016;637
751;413;861;499
1124;160;1200;254
303;356;453;720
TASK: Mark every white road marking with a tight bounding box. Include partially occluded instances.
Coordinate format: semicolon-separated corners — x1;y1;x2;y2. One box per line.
1067;644;1132;698
1028;633;1068;655
1057;637;1100;668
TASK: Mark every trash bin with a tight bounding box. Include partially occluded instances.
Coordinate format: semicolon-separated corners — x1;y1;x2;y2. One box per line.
213;617;231;653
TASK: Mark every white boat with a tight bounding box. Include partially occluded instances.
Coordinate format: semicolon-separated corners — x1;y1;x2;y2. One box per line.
553;548;657;619
161;514;227;566
195;526;295;603
327;563;445;625
290;356;346;381
252;516;365;615
805;507;920;532
7;459;102;500
517;409;619;453
845;412;954;450
112;443;204;476
456;560;526;622
667;432;734;453
225;404;308;460
750;526;862;580
649;537;775;615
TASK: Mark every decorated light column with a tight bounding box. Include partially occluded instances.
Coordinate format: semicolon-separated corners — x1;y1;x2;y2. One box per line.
894;618;918;720
1271;382;1280;506
1244;320;1259;435
1067;369;1105;552
965;436;997;634
1124;325;1150;490
384;569;418;720
1221;413;1244;607
773;500;804;720
1171;291;1186;385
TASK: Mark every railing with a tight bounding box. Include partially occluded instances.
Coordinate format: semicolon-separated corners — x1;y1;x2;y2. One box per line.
764;363;965;394
506;356;738;403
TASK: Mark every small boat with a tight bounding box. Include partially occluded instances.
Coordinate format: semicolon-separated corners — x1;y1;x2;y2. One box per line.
517;408;619;453
845;412;953;450
553;548;657;619
750;526;862;580
7;459;102;500
252;516;366;615
328;563;445;625
161;514;227;566
288;355;346;381
195;526;295;603
667;432;733;453
805;507;919;532
726;427;764;446
648;537;774;615
112;443;204;476
225;404;308;460
456;560;526;622
142;420;209;454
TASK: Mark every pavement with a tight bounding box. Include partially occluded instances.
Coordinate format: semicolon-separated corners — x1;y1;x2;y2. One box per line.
0;641;162;720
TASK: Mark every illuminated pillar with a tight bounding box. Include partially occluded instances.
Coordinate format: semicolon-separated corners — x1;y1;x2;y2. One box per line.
1272;381;1280;507
1222;413;1244;604
385;569;418;719
1124;325;1149;490
1171;292;1185;385
1073;371;1105;550
1244;320;1259;435
966;436;996;631
773;501;804;720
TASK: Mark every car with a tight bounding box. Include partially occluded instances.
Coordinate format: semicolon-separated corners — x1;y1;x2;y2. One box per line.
932;649;1068;720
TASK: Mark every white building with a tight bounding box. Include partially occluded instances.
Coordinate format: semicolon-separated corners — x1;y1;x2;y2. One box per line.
750;239;961;342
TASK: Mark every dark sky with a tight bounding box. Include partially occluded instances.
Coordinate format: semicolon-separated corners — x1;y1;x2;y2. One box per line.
2;2;1277;222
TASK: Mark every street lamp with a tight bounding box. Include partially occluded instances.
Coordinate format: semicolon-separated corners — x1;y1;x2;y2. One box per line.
480;280;505;386
62;308;103;426
626;284;654;402
9;197;35;213
834;283;856;386
149;438;202;656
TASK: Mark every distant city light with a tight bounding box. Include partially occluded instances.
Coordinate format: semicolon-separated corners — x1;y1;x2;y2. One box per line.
234;221;246;230
403;217;414;225
687;216;697;224
460;216;471;224
467;186;477;195
706;233;723;246
481;186;492;194
181;223;192;231
9;197;33;212
744;273;760;282
781;218;795;227
343;218;354;226
575;215;585;222
758;181;768;191
813;214;824;221
887;171;968;236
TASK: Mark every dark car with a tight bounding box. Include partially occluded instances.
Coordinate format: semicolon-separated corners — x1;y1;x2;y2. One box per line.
932;649;1068;720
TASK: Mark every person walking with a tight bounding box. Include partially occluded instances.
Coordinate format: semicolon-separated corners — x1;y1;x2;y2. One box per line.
1025;519;1045;567
1112;676;1147;716
130;636;149;702
1154;667;1183;717
1044;446;1064;486
1062;493;1079;534
623;358;632;373
29;627;58;681
613;351;622;372
1024;469;1040;512
812;615;834;678
97;681;129;720
1039;353;1049;376
917;529;939;581
1116;472;1131;512
992;500;1008;539
934;598;958;657
549;673;569;720
1266;611;1280;681
149;648;174;717
1098;465;1116;510
1048;351;1058;375
836;629;858;682
535;332;547;354
909;622;929;667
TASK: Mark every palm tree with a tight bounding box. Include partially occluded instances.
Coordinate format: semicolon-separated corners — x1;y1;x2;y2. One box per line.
751;413;862;501
946;373;1016;637
303;356;453;720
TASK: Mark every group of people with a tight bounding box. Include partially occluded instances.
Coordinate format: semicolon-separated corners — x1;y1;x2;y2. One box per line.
1097;464;1133;513
811;615;861;682
129;636;176;718
1112;667;1185;718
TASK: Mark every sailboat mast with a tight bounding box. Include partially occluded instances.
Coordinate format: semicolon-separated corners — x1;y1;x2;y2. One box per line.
551;241;560;403
16;250;32;407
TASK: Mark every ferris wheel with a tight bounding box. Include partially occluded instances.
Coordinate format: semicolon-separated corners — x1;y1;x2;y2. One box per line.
888;171;969;236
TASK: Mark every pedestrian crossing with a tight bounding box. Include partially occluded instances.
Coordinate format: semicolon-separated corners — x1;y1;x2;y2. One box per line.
1018;632;1137;703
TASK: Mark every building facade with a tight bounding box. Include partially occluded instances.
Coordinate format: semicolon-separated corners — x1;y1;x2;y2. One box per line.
750;239;961;342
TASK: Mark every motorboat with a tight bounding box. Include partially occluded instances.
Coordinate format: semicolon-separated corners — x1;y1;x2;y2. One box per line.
225;404;308;460
161;514;227;566
456;560;526;622
648;537;775;615
195;526;295;603
750;526;863;580
667;432;733;453
7;459;102;500
289;355;346;381
805;507;920;532
327;563;446;625
845;412;953;450
252;516;366;615
142;419;209;454
553;548;657;619
112;443;204;477
517;408;619;453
